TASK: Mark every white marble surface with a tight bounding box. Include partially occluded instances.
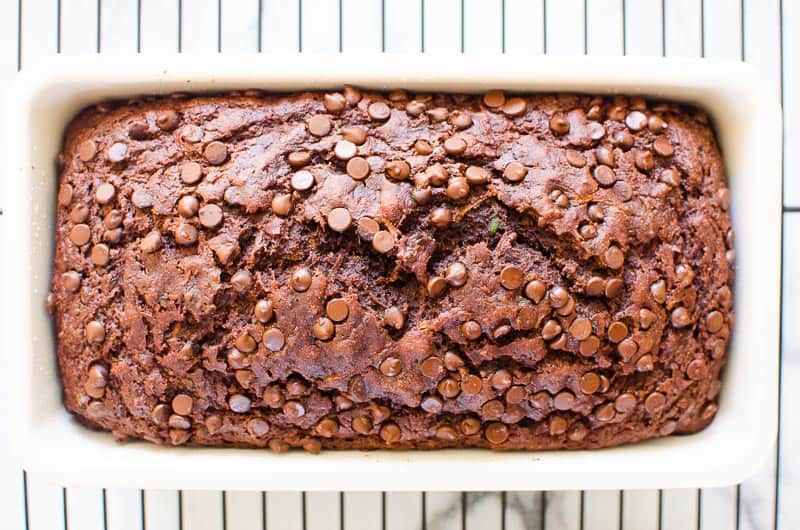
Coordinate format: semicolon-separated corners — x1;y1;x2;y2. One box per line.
0;0;794;528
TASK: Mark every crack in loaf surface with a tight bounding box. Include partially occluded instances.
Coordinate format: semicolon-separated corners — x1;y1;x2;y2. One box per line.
49;88;733;451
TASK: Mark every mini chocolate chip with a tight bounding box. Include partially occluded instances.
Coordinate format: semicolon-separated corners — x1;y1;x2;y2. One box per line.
465;165;490;185
327;207;352;232
69;224;92;246
615;393;637;413
639;308;656;329
524;280;547;303
604;278;624;298
326;298;349;322
430;207;452;229
706;311;724;333
687;358;707;380
172;394;193;415
445;262;468;287
288;151;312;167
482;399;505;420
461;320;482;340
634;149;655;171
62;271;83;292
594;165;616;186
580;335;600;356
611;129;634;149
271;193;292;216
438;378;461;398
357;217;380;240
446;176;470;200
549;115;570;134
484;422;509;444
291;170;315;191
438;352;462;373
461;375;482;395
368;101;391;121
180;161;203;184
579;372;601;394
231;269;253;292
644;392;666;414
316;418;339;438
496;265;524;290
566;150;586;168
636;354;654;372
541;319;562;341
379;422;401;442
95;182;116;204
651;280;667;304
307;115;332;137
198;204;223;229
178;195;200;217
502;98;526;117
334;140;357;160
156;110;180;131
671;307;691;328
414;139;433;155
107;142;128;163
483;90;505;108
323;92;346;112
203;141;228;165
427;107;449;122
503;161;527;182
604;246;624;269
262;328;285;351
586;276;605;296
78;139;98;162
384;306;405;330
569;318;592;341
341;126;368;145
229;394;252;413
380;356;402;377
57;183;74;207
648;115;667;133
450;110;473;129
596;145;615;167
254;299;274;323
151;404;171;425
140;230;162;253
491;369;512;391
283;400;306;418
85;320;105;343
625;111;647;131
618;338;638;360
372;230;396;253
346;157;370;180
406;100;426;116
291;267;312;292
90;243;110;266
607;321;628;343
343;86;362;105
548;286;568;308
421;395;444;413
422;184;441;205
312;317;335;341
653;137;674;157
444;137;467;156
386;160;411;180
427;164;448;186
174;222;198;246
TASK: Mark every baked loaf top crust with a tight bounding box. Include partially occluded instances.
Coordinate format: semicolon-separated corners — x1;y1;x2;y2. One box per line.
49;88;733;451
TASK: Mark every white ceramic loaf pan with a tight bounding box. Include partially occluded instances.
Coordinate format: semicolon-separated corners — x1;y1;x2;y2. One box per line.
2;54;781;491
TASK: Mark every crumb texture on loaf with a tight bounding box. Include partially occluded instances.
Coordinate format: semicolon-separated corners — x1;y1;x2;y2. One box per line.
49;88;733;451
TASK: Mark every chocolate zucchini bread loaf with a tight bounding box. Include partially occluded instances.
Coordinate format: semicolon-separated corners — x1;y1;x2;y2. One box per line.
49;88;734;451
